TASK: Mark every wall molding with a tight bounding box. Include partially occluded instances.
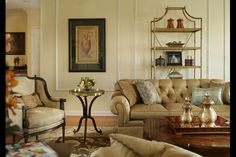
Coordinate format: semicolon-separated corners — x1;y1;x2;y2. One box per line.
117;0;120;81
55;0;60;90
134;0;137;79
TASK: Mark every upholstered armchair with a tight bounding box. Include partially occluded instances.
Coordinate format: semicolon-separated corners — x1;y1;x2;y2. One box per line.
8;75;66;143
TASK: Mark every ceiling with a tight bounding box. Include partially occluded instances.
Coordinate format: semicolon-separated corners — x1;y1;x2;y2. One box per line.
6;0;40;11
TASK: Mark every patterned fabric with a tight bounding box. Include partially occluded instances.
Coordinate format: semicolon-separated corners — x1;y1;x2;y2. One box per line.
135;80;161;104
27;107;64;128
191;87;224;105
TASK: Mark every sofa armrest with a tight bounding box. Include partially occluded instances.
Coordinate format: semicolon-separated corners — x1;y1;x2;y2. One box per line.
110;95;131;126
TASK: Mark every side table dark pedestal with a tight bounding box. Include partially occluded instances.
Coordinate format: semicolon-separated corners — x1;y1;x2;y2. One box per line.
69;89;104;143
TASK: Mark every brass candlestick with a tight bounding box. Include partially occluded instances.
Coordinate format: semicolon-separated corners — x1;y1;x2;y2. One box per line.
180;97;193;128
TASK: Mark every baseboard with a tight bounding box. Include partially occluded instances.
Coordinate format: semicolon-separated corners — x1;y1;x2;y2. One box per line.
65;111;116;116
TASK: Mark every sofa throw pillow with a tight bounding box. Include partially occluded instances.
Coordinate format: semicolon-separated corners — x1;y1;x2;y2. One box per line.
191;87;224;105
118;80;141;106
135;80;161;104
15;93;43;108
210;80;230;104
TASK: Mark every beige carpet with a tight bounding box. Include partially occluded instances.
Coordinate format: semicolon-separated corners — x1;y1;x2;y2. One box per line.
23;126;118;157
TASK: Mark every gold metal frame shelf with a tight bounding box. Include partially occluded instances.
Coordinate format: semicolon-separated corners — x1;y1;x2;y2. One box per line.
150;6;202;79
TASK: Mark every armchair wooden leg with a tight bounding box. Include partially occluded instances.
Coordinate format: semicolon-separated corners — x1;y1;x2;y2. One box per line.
24;138;28;143
62;125;65;143
36;135;38;141
13;135;16;144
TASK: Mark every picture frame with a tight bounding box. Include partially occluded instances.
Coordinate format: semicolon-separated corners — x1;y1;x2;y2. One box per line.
6;32;25;55
166;51;182;66
69;18;106;72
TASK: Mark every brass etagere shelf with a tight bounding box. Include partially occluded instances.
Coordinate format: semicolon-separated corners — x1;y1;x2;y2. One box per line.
150;7;202;79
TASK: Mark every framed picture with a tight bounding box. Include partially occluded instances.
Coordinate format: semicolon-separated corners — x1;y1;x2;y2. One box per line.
166;51;182;66
6;32;25;55
69;18;106;72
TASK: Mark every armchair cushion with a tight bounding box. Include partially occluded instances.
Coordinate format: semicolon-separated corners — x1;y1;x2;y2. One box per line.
27;107;64;128
15;93;43;108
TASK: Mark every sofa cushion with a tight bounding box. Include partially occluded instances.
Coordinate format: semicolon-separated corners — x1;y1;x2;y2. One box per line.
191;87;224;105
118;80;142;106
210;80;230;104
162;102;201;116
130;104;169;119
15;93;43;108
91;133;201;157
135;80;161;104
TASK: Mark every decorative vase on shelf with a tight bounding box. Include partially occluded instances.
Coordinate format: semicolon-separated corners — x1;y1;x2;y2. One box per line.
198;92;217;127
180;97;193;128
177;18;184;28
167;18;174;28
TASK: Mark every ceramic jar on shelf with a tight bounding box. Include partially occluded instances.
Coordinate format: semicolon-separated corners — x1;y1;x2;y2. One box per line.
167;18;174;28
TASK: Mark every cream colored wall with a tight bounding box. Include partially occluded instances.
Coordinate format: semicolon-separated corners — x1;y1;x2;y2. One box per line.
26;9;40;76
40;0;230;116
208;0;230;81
6;9;27;67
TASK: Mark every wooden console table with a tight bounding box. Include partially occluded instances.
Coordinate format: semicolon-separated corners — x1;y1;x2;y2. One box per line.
144;117;230;157
69;89;104;143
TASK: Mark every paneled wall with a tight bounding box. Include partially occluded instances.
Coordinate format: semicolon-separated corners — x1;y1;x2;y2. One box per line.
40;0;230;116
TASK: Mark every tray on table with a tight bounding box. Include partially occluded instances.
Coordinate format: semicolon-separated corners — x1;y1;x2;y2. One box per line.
167;116;230;135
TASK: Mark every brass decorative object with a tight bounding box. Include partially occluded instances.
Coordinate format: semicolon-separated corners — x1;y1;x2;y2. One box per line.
180;97;193;127
198;92;217;127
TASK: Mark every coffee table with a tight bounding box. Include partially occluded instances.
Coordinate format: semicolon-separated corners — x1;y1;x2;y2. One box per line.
47;142;74;157
144;117;230;157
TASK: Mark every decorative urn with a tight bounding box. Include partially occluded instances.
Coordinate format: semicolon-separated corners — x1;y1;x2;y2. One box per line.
198;92;217;127
180;97;193;127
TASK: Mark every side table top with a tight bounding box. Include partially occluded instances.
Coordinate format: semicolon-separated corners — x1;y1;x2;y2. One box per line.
69;88;105;96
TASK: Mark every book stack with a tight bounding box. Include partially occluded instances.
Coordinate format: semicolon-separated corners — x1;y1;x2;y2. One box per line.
6;142;58;157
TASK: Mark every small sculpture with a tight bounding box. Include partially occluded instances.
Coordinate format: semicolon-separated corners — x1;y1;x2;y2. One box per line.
155;56;165;66
167;18;174;28
177;18;184;28
198;92;217;127
180;97;193;128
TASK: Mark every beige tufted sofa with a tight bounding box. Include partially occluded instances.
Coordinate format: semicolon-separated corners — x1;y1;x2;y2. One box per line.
110;79;230;137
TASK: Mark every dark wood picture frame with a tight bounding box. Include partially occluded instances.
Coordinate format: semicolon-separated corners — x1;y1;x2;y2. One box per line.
166;51;182;66
69;18;106;72
6;32;25;55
